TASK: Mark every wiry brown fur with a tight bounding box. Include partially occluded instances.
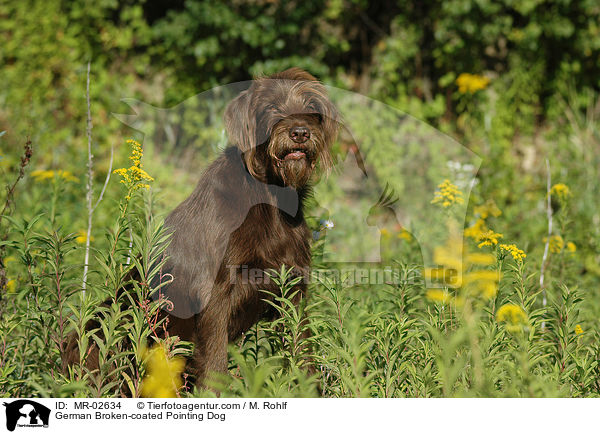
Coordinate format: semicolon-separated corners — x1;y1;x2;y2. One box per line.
161;68;338;387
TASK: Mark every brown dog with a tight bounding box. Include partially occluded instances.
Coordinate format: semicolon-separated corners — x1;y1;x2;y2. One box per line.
160;68;339;387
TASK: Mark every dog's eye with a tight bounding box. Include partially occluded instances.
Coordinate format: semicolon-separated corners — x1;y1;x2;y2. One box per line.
313;113;323;122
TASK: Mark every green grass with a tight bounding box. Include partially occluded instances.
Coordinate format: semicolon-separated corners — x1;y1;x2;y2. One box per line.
1;136;599;398
1;79;599;398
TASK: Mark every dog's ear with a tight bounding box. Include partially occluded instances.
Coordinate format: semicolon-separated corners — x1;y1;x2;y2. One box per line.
224;86;257;154
225;85;266;178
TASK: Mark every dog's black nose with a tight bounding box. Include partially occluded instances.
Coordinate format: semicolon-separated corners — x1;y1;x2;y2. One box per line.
289;126;310;143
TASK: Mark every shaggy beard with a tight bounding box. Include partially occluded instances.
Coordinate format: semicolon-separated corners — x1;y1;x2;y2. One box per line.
265;123;324;189
275;158;313;188
267;139;318;189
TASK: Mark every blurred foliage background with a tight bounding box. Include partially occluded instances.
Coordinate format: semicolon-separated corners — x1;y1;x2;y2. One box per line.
1;0;600;397
1;0;598;222
3;0;600;146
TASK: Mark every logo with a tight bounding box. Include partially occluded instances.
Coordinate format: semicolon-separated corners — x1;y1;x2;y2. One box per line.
3;400;50;431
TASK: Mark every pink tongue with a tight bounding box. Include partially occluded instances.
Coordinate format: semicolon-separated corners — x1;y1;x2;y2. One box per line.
284;151;306;160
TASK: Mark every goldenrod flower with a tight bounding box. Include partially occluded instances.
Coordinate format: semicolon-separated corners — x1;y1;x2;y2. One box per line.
477;230;503;248
544;235;564;253
463;269;500;298
425;289;451;304
426;230;500;301
431;179;464;208
75;229;94;245
550;183;571;201
463;269;498;285
140;344;185;398
63;171;78;182
456;73;490;94
497;304;527;332
31;169;78;183
464;218;486;240
575;324;584;335
6;280;16;293
499;244;526;262
476;280;498;298
31;170;54;181
397;229;412;241
465;200;502;244
466;252;496;265
566;242;576;253
433;245;463;276
474;200;502;219
113;139;154;200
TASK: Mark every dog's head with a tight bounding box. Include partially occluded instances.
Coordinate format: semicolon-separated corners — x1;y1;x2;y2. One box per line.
224;68;338;188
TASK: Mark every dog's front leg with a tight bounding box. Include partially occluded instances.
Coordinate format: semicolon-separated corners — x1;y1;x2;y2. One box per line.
192;299;230;391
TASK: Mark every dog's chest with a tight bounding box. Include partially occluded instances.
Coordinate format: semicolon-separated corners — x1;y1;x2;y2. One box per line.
229;203;311;270
224;204;311;334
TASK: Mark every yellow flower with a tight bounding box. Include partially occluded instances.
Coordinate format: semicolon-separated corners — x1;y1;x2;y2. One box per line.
550;183;571;201
499;244;526;262
6;280;16;293
433;245;463;277
431;179;464;208
463;269;498;285
497;304;527;332
425;289;451;304
75;229;94;245
31;169;78;183
463;269;500;298
397;229;412;241
113;139;154;200
456;73;490;94
477;230;503;248
464;218;486;240
544;235;564;253
380;228;390;238
426;228;500;301
466;252;496;265
566;242;576;253
140;344;185;398
60;171;78;182
476;280;498;298
474;200;502;219
465;200;502;244
575;324;583;335
31;170;53;181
